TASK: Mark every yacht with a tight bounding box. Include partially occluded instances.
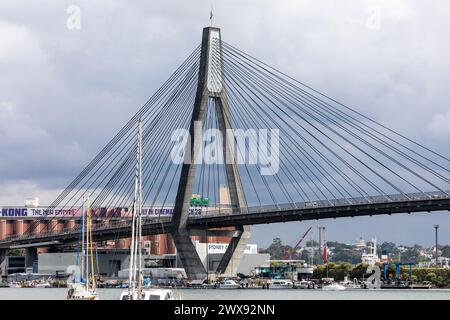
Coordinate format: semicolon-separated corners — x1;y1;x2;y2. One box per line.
269;279;294;289
119;120;177;301
120;289;175;300
218;279;241;289
67;283;98;300
67;197;99;300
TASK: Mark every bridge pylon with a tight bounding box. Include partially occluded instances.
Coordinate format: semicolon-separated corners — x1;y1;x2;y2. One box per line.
170;27;250;280
0;249;6;265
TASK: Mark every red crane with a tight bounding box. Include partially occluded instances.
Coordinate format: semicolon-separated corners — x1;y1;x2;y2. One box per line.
284;226;313;260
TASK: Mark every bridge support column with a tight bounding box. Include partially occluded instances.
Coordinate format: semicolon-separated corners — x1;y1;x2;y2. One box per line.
216;225;250;276
0;249;6;265
172;233;208;279
214;94;250;276
25;247;38;271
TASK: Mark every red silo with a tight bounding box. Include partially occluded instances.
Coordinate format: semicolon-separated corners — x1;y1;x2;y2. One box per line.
65;219;76;230
167;234;176;254
5;221;14;237
0;220;6;240
14;220;24;236
150;235;169;255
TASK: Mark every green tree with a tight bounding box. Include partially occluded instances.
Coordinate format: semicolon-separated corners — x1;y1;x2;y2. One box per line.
380;242;399;255
426;272;437;282
260;238;287;260
332;250;361;264
349;263;369;279
6;249;24;256
441;245;450;258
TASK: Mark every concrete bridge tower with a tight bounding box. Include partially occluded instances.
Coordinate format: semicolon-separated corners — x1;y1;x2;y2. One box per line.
170;27;250;280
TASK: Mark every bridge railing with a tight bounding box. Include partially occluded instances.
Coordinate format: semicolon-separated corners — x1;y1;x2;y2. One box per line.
190;190;450;219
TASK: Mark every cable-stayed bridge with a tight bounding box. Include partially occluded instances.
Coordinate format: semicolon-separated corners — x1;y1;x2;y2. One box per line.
1;27;449;279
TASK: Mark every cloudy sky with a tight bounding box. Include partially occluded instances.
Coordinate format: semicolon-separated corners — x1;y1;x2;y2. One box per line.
1;0;449;247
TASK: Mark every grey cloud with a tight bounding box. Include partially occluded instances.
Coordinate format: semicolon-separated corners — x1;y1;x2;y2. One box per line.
0;0;449;244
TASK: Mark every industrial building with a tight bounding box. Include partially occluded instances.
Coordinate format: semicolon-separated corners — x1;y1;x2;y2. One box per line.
36;242;269;280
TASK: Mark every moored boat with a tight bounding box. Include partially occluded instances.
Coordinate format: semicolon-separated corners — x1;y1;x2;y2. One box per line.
67;283;98;300
67;197;99;300
218;279;241;289
339;277;362;289
8;282;21;288
295;280;316;289
35;282;52;288
269;279;294;289
322;282;347;291
119;120;177;301
120;288;175;300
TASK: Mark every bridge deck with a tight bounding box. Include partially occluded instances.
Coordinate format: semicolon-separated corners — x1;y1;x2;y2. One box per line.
0;192;449;249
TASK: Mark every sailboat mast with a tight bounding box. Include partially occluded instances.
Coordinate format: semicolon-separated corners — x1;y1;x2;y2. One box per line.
129;119;143;298
137;119;143;294
129;187;136;295
88;201;96;289
85;196;90;289
80;199;85;284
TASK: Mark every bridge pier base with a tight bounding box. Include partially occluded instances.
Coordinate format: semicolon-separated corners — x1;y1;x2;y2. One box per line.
25;247;38;272
172;233;207;280
216;226;250;276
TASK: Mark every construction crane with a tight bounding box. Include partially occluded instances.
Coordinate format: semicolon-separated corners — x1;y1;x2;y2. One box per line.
284;226;313;260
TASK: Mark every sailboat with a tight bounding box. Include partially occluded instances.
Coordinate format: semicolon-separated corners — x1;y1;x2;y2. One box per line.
119;120;176;300
67;197;99;300
320;229;346;291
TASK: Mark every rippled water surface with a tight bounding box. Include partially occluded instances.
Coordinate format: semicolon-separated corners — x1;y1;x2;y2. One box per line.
0;288;449;300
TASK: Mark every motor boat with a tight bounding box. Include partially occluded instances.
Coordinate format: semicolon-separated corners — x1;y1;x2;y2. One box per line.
218;279;241;289
269;279;294;289
339;278;362;289
322;282;347;291
120;289;176;300
202;282;217;289
35;282;52;288
8;282;21;288
295;280;316;289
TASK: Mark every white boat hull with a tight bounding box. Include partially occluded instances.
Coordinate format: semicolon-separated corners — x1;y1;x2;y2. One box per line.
67;283;99;300
218;285;240;289
322;284;347;291
120;289;176;300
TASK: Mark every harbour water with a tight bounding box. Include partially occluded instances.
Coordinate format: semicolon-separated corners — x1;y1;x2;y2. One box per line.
0;288;449;300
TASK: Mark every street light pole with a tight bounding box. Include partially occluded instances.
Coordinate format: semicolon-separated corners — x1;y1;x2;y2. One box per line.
433;225;439;267
317;226;322;265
